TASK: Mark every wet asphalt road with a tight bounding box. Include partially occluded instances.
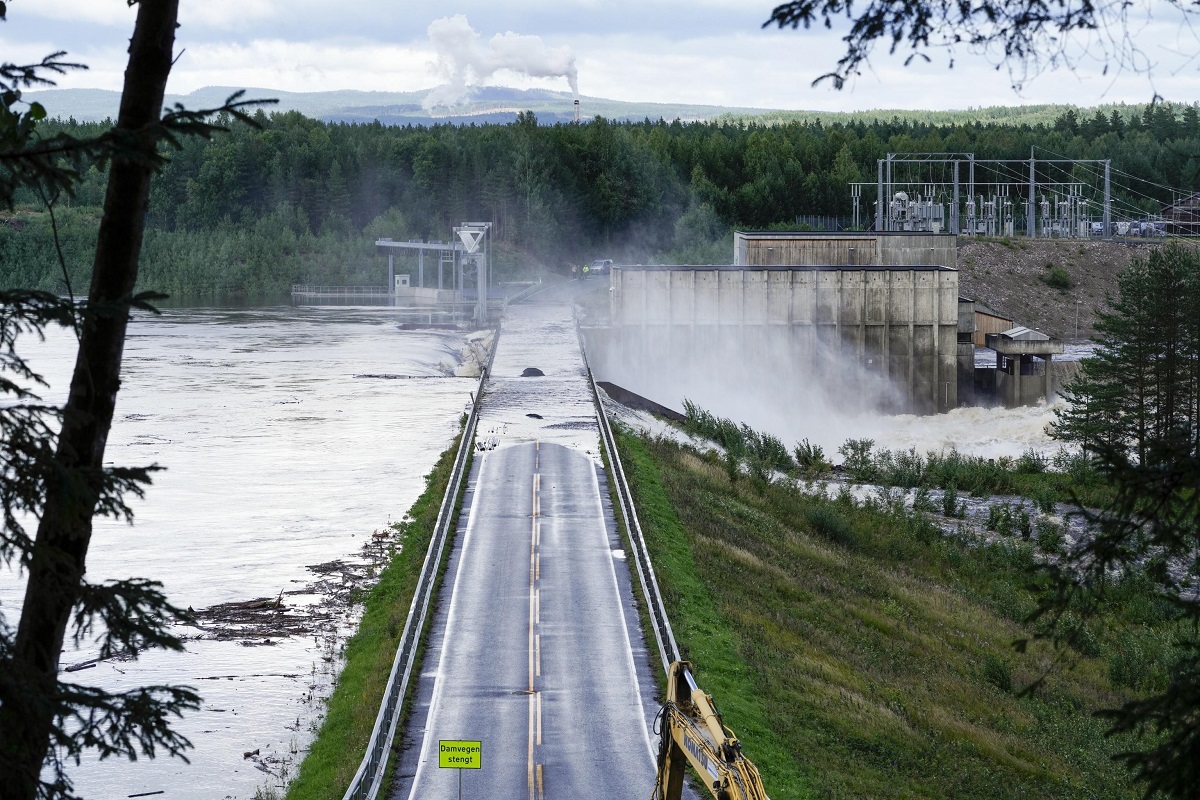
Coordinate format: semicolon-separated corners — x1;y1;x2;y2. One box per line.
389;303;662;800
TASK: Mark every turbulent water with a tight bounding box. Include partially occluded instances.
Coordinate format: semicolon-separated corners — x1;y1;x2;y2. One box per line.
0;307;474;799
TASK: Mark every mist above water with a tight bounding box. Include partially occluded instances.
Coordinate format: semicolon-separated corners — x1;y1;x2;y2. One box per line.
594;327;1068;461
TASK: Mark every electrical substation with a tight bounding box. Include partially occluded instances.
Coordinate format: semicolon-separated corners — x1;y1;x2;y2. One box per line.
848;152;1164;239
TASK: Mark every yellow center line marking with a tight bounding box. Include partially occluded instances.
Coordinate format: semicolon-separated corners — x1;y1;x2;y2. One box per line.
527;586;535;693
527;694;535;799
527;447;542;796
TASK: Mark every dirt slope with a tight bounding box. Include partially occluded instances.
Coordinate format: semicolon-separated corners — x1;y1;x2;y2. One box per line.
956;239;1167;340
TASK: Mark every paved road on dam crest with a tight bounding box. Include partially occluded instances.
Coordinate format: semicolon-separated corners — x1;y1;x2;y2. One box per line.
389;301;663;800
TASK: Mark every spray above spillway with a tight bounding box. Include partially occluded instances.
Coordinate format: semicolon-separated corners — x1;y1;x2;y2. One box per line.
422;15;579;111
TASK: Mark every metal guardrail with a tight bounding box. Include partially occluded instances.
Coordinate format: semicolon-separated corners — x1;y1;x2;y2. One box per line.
579;335;681;675
340;329;498;800
292;284;391;297
503;278;545;306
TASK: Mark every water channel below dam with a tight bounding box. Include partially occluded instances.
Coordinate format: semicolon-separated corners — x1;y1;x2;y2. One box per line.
0;307;477;799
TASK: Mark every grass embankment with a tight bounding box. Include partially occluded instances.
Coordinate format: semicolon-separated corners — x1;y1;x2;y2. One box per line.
617;430;1153;800
285;434;465;800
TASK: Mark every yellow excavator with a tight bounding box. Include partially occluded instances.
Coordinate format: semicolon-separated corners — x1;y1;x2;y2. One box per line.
653;661;770;800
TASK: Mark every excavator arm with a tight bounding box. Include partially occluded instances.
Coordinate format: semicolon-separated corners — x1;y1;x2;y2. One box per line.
654;661;770;800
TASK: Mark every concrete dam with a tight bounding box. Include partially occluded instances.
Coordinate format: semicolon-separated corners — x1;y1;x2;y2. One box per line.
583;231;1064;421
584;233;967;418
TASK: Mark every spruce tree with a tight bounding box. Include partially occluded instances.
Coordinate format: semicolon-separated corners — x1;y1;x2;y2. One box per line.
1044;242;1200;799
0;5;267;797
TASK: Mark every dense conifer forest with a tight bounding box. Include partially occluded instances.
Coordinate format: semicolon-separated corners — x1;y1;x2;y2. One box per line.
3;103;1200;297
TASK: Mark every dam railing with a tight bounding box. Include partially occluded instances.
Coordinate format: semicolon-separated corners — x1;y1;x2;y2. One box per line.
580;336;680;675
339;332;496;800
291;284;391;299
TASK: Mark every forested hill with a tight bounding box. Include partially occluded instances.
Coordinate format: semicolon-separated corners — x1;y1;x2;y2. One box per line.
2;104;1200;298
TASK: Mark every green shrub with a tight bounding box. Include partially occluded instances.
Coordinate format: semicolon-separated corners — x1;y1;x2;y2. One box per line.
838;438;877;481
1035;519;1065;554
875;446;926;488
806;504;858;549
1042;266;1073;291
1016;448;1048;474
982;652;1013;692
1108;629;1173;692
912;486;938;513
942;483;962;518
793;438;831;477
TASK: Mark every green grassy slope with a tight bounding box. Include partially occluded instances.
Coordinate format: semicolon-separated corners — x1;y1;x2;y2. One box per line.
617;430;1143;800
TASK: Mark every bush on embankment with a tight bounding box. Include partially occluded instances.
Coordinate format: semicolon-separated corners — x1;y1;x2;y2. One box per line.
616;429;1170;800
285;435;463;800
680;398;1110;510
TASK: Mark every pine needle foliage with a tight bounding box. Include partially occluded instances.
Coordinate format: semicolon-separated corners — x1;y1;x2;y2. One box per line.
0;5;272;798
1041;243;1200;799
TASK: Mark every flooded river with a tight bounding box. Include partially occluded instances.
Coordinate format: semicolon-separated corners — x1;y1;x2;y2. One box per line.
0;307;474;799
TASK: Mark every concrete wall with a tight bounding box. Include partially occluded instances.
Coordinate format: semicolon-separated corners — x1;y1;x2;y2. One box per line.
734;232;957;270
393;287;459;305
595;265;960;415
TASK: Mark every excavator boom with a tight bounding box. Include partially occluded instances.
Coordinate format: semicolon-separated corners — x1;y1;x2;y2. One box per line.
654;661;770;800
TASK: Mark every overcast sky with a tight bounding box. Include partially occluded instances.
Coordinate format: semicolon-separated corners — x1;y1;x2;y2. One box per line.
6;0;1200;111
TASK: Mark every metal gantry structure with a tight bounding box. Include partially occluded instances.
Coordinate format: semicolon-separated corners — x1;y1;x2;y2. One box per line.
850;152;1116;239
375;221;494;323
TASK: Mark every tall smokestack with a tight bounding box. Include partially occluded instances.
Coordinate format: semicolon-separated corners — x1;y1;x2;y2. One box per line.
573;98;580;124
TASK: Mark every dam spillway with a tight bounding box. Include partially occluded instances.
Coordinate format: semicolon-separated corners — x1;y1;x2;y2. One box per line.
586;263;962;416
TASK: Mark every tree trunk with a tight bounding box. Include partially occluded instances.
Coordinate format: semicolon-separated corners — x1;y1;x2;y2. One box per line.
0;3;179;797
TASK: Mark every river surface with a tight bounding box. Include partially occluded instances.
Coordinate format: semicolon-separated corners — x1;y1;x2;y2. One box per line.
0;306;475;799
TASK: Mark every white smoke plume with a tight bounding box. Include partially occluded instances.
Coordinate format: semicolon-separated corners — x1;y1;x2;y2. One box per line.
423;15;579;111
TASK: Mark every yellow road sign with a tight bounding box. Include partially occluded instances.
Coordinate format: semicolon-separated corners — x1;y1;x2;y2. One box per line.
439;740;482;769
